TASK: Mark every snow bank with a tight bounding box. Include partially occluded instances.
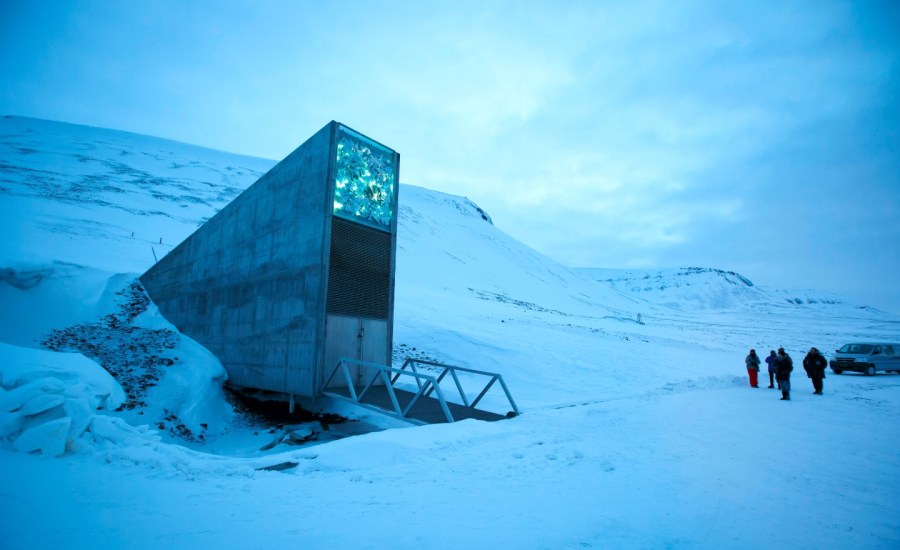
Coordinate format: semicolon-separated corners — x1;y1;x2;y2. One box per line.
1;260;235;446
0;342;157;456
0;262;132;347
132;302;235;435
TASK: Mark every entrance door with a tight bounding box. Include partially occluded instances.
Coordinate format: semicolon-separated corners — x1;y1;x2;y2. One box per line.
323;314;389;390
360;317;389;368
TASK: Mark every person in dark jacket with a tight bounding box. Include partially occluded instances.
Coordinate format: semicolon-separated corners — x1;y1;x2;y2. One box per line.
775;347;793;401
765;350;777;388
745;349;761;388
803;347;828;395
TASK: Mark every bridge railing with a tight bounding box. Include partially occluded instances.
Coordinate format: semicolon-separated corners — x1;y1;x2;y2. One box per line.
321;357;519;424
394;358;520;417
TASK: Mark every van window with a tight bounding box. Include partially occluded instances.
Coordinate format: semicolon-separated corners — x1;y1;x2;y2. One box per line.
883;345;895;355
839;344;873;354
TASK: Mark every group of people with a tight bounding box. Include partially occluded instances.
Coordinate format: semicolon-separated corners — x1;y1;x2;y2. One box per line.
744;347;828;400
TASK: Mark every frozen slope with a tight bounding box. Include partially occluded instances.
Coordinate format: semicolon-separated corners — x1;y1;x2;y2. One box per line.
394;185;667;407
1;116;898;549
0;115;273;273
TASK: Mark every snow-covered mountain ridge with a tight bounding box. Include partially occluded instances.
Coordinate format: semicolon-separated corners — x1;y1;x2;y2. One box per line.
3;114;888;319
1;115;881;316
580;266;861;312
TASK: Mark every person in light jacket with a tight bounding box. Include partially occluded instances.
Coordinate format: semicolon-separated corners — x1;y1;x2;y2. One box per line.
803;347;828;395
775;347;793;401
765;350;778;389
745;349;761;388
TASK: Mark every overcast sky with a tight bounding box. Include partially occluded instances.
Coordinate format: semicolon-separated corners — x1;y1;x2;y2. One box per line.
2;0;899;312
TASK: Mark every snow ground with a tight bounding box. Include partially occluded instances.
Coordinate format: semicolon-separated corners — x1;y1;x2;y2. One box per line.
1;117;898;549
2;375;898;549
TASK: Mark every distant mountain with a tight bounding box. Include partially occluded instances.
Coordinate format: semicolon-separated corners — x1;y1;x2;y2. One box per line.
578;266;879;315
580;267;762;310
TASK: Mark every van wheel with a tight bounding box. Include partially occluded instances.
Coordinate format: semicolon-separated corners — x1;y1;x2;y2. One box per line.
832;368;843;375
865;365;876;376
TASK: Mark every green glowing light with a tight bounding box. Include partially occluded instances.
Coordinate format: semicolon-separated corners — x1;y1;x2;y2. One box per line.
332;128;395;229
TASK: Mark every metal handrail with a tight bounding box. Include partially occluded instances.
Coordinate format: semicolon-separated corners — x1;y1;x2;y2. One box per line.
322;357;520;423
323;357;455;423
396;358;520;417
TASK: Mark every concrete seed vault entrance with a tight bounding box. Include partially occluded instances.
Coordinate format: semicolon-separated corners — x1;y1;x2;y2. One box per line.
140;121;400;399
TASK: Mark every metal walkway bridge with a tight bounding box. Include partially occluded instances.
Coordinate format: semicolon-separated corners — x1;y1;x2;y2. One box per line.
321;358;520;425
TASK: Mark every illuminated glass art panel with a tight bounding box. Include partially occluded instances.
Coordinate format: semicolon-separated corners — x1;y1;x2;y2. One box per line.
333;126;396;230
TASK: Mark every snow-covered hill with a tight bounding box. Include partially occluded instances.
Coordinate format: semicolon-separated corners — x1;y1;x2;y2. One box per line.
580;266;876;314
0;115;273;272
1;116;898;549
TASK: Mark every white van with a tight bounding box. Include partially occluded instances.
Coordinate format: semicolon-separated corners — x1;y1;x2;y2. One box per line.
829;343;900;376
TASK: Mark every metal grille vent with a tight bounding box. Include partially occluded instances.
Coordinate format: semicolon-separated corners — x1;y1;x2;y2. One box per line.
326;217;392;319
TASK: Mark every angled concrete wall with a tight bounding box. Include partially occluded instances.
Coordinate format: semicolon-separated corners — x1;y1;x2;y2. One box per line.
141;122;335;396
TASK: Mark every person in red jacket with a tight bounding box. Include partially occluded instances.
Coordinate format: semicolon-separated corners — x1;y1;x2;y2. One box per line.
745;349;761;388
